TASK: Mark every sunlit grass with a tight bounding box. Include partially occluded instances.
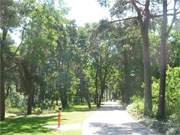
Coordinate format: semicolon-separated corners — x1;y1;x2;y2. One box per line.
0;104;96;135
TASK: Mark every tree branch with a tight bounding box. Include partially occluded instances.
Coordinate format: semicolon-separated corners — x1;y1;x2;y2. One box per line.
5;24;27;72
150;11;180;18
145;0;150;10
167;0;178;35
12;24;27;58
131;0;143;25
135;0;145;6
109;16;137;23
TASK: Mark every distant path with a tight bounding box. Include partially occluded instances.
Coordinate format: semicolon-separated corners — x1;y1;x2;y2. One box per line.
82;101;157;135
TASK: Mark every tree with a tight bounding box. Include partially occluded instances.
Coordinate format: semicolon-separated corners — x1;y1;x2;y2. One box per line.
90;21;112;107
0;0;20;121
78;65;91;109
157;0;180;120
15;1;68;113
98;0;152;115
112;22;144;104
16;58;36;115
157;0;168;120
75;26;92;108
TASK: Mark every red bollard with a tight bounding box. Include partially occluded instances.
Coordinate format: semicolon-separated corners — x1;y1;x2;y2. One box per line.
58;111;61;128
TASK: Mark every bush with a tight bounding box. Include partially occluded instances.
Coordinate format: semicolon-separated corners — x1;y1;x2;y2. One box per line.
127;96;144;118
33;107;42;114
170;95;180;124
128;66;180;123
152;66;180;122
6;89;27;114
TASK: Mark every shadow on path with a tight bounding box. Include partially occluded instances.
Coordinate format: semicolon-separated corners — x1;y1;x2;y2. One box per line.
97;102;125;112
98;105;124;111
90;122;153;135
83;102;156;135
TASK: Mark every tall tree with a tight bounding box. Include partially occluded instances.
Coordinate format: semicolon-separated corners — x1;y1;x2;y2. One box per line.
0;27;7;121
0;0;19;120
158;0;168;120
90;21;112;107
157;0;179;120
98;0;152;115
133;0;152;115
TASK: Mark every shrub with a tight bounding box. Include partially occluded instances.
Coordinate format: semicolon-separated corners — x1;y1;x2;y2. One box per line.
127;96;144;118
6;89;27;114
128;66;180;123
152;66;180;122
33;107;42;114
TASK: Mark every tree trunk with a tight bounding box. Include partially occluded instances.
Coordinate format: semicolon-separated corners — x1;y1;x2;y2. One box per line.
97;86;105;107
84;95;91;109
79;67;91;109
94;65;98;104
26;71;35;115
141;27;152;116
0;29;7;121
157;0;167;120
97;67;107;107
133;0;152;116
60;93;68;109
27;86;34;115
57;40;69;110
122;49;130;104
17;59;35;115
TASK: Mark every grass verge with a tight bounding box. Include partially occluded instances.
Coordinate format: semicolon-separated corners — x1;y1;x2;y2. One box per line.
0;104;96;135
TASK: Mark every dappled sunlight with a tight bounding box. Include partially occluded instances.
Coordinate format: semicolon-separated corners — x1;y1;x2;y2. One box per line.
90;122;153;135
83;102;155;135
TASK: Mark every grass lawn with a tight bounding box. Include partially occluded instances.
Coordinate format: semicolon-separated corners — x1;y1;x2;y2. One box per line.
0;104;96;135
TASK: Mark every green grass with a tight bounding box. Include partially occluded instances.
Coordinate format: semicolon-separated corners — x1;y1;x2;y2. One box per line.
0;104;96;135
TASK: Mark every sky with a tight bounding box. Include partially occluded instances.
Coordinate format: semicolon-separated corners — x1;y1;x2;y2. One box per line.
65;0;110;26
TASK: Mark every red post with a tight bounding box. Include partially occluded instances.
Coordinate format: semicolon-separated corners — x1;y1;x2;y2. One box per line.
58;111;61;128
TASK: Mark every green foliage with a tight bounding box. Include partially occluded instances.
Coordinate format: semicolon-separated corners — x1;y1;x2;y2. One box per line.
166;67;180;116
172;97;180;124
33;107;42;114
152;77;159;114
0;0;20;29
169;31;180;67
127;96;144;118
6;89;27;114
152;66;180;122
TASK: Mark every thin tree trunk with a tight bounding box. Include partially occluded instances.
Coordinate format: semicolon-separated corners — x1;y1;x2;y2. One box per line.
79;66;91;109
84;94;91;109
60;94;68;109
94;65;98;104
123;49;130;104
97;67;107;107
0;29;7;121
157;0;167;120
57;40;68;110
27;85;34;115
97;59;103;107
27;65;35;115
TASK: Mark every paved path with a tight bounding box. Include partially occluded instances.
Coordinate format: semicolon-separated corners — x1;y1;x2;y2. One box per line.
82;101;156;135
